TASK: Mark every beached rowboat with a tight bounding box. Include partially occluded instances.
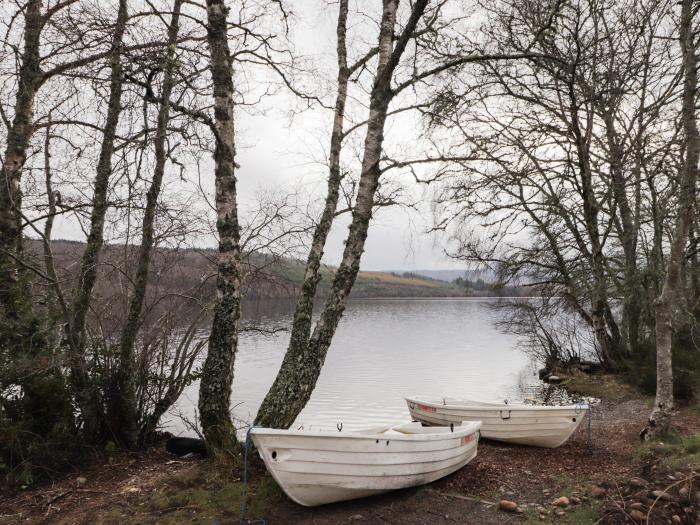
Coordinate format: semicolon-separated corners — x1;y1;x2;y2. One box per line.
406;397;588;448
250;421;481;506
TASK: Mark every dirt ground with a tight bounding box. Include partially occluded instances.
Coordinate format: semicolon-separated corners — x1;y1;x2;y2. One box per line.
2;378;699;525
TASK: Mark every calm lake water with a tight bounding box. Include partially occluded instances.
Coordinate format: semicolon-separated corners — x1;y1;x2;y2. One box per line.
165;298;543;436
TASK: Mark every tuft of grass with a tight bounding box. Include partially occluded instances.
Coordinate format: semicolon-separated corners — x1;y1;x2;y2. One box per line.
636;431;700;467
690;403;700;418
524;501;601;525
96;462;285;525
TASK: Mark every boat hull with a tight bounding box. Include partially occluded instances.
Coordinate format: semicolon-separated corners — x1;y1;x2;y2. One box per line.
406;397;588;448
250;422;481;506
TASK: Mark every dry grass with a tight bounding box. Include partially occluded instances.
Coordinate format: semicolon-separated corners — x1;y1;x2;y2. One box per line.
357;271;444;288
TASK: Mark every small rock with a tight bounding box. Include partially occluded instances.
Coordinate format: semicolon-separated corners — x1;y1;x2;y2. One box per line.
629;477;647;489
499;500;518;513
76;477;87;488
650;490;671;501
629;509;645;522
542;488;551;494
679;487;689;502
515;507;525;514
553;496;570;507
548;375;563;384
348;515;364;521
554;509;566;516
671;515;681;524
673;471;684;480
629;502;645;510
569;496;581;505
589;486;607;498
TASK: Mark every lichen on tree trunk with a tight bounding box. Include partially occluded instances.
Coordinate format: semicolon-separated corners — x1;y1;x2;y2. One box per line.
65;0;129;441
0;0;43;318
198;0;243;453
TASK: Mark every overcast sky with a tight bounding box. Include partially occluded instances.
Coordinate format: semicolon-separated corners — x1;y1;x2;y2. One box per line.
228;0;468;271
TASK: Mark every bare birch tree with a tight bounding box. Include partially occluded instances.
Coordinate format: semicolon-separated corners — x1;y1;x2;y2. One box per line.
642;0;699;438
197;0;244;452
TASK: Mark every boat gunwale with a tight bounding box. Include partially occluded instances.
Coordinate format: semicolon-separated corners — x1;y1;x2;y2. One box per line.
250;421;481;442
406;396;590;412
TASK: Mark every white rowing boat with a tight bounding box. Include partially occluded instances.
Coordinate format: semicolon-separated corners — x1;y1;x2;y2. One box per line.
406;397;588;448
250;421;481;506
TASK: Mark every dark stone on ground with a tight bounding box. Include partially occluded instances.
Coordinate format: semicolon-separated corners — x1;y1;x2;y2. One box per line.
166;437;207;457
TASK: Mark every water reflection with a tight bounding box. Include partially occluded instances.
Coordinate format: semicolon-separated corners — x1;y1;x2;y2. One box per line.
166;298;547;436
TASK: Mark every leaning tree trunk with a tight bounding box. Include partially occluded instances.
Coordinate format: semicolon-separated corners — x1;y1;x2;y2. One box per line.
110;0;183;449
0;0;43;318
66;0;129;441
255;0;351;427
256;0;429;429
198;0;244;453
642;0;699;440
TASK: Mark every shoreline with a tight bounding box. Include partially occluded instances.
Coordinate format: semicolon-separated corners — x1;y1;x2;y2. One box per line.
2;374;698;524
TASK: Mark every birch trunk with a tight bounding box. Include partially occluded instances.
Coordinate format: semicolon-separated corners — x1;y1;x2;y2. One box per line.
255;0;351;428
198;0;243;452
256;0;429;429
643;0;699;439
110;0;183;448
0;0;43;317
66;0;129;439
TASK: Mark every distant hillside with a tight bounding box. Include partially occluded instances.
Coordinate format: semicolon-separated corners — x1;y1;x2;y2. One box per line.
27;239;467;301
387;269;496;283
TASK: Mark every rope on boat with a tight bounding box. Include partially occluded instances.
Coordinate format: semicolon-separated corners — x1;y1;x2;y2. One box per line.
239;425;266;525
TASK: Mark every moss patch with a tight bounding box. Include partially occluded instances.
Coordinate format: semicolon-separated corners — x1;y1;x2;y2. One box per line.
524;501;601;524
636;431;700;467
563;373;641;403
96;462;285;525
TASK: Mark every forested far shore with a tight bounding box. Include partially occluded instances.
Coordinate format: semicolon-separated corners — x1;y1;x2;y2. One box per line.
25;238;524;304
